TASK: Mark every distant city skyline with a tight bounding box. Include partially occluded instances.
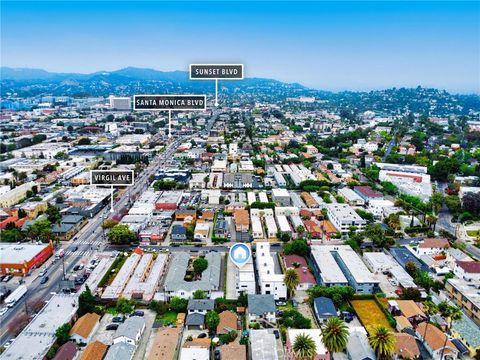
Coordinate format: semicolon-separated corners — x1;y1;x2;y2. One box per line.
1;1;479;93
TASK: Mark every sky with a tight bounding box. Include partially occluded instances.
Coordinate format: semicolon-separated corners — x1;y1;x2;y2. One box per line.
1;1;479;93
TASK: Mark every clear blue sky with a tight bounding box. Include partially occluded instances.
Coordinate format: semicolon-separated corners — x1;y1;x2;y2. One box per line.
1;1;479;93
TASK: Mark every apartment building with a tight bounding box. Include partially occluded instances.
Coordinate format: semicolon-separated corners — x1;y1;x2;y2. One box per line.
311;245;378;293
325;203;366;235
255;242;287;300
445;278;480;326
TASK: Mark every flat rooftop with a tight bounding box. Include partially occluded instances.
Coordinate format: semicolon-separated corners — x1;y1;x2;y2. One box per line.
1;294;79;360
0;243;50;264
310;245;348;284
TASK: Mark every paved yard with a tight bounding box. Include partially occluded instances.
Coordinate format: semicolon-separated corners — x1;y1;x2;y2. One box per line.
133;310;156;360
225;256;237;300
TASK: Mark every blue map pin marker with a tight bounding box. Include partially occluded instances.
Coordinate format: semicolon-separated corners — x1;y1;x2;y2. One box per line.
229;243;251;268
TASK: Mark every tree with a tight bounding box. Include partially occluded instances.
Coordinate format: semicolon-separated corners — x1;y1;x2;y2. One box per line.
320;317;349;353
27;219;53;242
438;302;462;360
363;223;393;248
284;240;310;257
46;204;62;225
55;323;72;345
205;310;220;334
284;268;300;299
421;300;438;346
431;192;444;214
107;224;137;244
116;297;134;314
462;192;480;215
292;333;317;360
193;257;208;276
17;209;27;218
193;289;206;299
78;137;91;145
79;286;97;316
405;261;418;277
169;297;188;312
368;325;396;359
400;287;422;301
102;219;119;229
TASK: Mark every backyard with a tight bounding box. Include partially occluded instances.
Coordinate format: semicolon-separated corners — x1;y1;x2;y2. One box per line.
350;299;393;332
156;310;178;325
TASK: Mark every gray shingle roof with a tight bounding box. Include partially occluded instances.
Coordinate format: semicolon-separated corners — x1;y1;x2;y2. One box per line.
188;299;215;311
103;342;136;360
164;252;221;293
247;294;276;316
186;313;205;326
453;313;480;348
114;316;145;341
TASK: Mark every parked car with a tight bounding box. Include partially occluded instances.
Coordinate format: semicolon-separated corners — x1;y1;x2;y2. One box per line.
3;339;14;349
214;349;221;360
3;275;12;282
0;307;8;316
273;330;280;339
40;276;49;285
112;316;125;323
197;333;207;339
106;324;119;331
39;268;47;277
131;310;144;317
275;300;287;306
340;311;353;322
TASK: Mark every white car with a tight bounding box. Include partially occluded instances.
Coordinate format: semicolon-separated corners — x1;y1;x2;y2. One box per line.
3;339;14;349
0;307;8;316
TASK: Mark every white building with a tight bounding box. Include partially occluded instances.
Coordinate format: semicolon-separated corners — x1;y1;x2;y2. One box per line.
255;242;287;300
338;187;365;206
325;203;366;235
109;96;131;110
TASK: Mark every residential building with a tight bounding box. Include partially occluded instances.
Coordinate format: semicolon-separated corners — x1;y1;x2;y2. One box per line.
69;312;100;344
310;245;378;293
454;261;480;282
171;225;187;241
217;311;238;334
113;316;146;346
163;252;222;300
286;329;329;360
325;203;366;235
103;342;136;360
313;297;337;324
416;238;450;256
445;278;480;326
416;322;459;360
393;333;420;360
79;341;108;360
338;187;365;206
247;294;277;324
255;242;287;300
234;209;250;232
249;330;278;360
346;328;376;360
272;188;290;206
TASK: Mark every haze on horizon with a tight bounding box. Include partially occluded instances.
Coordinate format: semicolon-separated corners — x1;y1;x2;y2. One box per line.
1;1;479;93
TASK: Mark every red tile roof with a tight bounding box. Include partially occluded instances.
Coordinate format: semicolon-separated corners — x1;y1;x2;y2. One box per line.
354;186;383;198
457;261;480;273
284;255;316;284
419;238;449;249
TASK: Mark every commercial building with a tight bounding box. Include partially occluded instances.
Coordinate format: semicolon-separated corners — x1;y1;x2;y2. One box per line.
0;242;54;276
255;242;287;300
109;96;131;110
311;245;378;293
1;294;79;360
325;203;366;235
379;169;432;201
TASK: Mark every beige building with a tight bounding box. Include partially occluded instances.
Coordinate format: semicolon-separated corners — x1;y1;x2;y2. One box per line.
0;182;37;208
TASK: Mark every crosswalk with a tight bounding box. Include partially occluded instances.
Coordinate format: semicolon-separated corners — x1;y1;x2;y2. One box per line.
64;240;104;256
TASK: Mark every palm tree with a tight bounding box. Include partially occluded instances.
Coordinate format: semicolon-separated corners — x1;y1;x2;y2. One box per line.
321;317;349;354
438;303;463;360
368;325;396;359
292;333;317;360
284;268;300;299
421;300;438;345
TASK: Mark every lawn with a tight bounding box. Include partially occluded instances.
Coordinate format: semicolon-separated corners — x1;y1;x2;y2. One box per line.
466;230;480;237
156;311;178;325
351;300;393;332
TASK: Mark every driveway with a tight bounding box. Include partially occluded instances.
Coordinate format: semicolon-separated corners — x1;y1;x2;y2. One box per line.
225;256;237;300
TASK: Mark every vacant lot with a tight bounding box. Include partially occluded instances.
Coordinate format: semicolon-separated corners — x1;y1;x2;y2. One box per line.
351;300;393;332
